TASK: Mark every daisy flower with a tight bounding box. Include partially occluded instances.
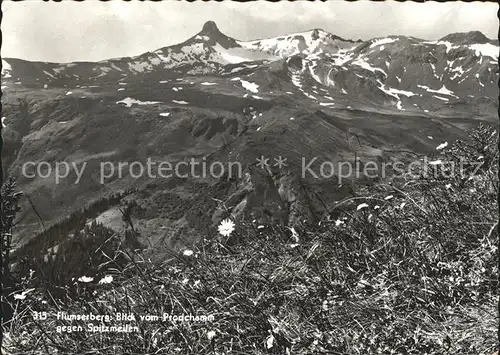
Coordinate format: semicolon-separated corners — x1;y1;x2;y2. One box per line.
98;275;113;284
78;276;94;283
207;330;217;341
357;203;369;211
218;218;235;237
182;249;194;257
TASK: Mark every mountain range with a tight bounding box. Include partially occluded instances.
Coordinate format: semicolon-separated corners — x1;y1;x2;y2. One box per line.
1;21;498;253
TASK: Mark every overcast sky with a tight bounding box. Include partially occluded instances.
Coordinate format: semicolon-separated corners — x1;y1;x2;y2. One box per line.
2;1;498;63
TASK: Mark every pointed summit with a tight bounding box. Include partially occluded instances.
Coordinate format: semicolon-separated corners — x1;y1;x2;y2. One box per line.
192;20;240;49
201;21;220;34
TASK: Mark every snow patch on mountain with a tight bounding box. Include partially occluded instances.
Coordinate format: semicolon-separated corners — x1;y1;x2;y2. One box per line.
377;81;416;100
353;57;387;76
370;38;398;48
308;61;326;85
469;43;499;60
434;95;449;102
417;84;458;98
291;74;303;88
117;97;161;107
213;45;251;64
239;29;358;58
239;80;259;93
424;40;459;54
212;44;276;64
392;88;417;97
195;35;210;41
449;65;466;81
240;35;302;57
303;91;317;100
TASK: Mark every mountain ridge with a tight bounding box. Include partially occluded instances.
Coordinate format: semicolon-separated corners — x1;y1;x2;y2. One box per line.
2;21;495;67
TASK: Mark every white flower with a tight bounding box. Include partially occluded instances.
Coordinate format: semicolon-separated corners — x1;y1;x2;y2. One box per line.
357;203;369;211
436;142;448;150
322;300;329;311
13;288;35;301
218;218;235;237
374;205;380;210
98;275;113;284
78;276;94;283
445;184;452;189
182;249;194;257
266;334;275;349
288;227;299;242
335;219;344;227
207;330;217;341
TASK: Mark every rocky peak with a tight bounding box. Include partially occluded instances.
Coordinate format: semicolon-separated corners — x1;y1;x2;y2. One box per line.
195;20;239;49
200;21;222;35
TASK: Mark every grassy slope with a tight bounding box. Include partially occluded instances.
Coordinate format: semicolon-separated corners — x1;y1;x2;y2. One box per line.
3;124;498;355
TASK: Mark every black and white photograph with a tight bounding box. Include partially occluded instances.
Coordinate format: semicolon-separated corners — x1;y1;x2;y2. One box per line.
0;1;499;354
